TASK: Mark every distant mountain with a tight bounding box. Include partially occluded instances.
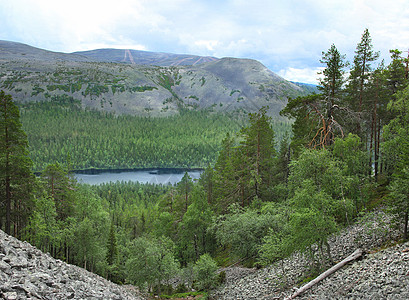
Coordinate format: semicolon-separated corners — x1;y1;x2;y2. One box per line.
0;40;313;118
73;48;219;66
0;40;89;62
291;81;319;94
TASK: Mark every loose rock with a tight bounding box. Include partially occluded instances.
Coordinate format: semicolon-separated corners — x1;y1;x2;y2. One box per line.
0;229;145;300
211;210;408;300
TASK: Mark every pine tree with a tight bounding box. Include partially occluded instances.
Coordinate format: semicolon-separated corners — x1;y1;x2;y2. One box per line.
346;29;379;136
317;44;348;146
0;91;34;236
387;49;408;94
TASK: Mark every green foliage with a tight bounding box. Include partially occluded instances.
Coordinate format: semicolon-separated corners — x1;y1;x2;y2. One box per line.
273;146;371;271
332;134;371;213
238;107;277;201
31;85;45;96
318;43;348;98
345;28;380;136
19;97;251;171
0;90;35;236
288;183;338;268
93;181;170;239
71;185;110;272
258;202;292;268
6;34;409;292
384;84;409;239
177;186;215;265
159;291;206;299
388;168;409;239
106;222;118;265
212;107;279;211
129;85;157;93
280;94;322;156
41;163;75;221
83;83;109;97
125;235;179;292
383;85;409;173
193;253;218;291
24;194;58;253
212;205;275;261
289;148;355;224
333;134;369;177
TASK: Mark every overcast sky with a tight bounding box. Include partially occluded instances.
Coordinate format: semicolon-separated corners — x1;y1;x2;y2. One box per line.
0;0;408;84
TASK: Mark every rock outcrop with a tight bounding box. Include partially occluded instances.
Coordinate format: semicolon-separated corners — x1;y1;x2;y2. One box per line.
212;210;409;299
0;229;145;300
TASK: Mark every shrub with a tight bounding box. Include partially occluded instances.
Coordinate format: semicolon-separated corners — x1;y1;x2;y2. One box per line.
193;254;218;291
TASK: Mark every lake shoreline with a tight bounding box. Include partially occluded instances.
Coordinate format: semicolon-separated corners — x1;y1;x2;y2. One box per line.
73;167;205;175
73;168;204;185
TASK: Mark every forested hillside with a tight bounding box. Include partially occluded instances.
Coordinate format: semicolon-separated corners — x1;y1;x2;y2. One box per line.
18;97;291;171
1;29;409;299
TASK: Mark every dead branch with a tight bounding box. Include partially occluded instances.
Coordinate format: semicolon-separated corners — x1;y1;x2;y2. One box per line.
284;248;363;300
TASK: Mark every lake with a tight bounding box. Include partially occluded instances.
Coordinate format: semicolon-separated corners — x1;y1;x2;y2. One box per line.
74;169;203;185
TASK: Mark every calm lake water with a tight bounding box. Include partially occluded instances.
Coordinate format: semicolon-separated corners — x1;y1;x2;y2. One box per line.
75;169;203;185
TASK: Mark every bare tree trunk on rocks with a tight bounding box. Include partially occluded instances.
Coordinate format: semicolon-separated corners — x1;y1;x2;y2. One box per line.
285;248;363;299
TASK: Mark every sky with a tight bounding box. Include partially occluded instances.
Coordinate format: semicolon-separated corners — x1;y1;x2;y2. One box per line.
0;0;408;84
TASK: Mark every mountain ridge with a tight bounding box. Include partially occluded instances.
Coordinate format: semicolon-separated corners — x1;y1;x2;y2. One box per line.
73;48;219;66
0;40;313;118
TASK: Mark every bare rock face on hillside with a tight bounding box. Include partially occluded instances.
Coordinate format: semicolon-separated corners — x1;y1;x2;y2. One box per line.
0;41;312;118
0;229;144;300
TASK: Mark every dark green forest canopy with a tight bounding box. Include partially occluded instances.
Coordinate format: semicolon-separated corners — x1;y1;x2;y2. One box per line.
18;96;292;171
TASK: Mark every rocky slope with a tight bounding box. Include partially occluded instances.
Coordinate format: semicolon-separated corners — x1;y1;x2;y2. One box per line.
1;210;407;300
0;229;145;300
0;40;309;118
212;210;408;299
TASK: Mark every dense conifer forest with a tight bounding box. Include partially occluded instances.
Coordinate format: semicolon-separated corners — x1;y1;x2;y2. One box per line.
1;29;409;298
18;97;291;171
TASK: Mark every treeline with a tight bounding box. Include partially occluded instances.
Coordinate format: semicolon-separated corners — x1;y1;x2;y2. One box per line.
1;28;409;297
18;97;291;171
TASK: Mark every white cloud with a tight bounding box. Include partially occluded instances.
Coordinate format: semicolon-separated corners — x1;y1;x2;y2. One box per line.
193;40;219;52
1;0;408;82
278;67;324;85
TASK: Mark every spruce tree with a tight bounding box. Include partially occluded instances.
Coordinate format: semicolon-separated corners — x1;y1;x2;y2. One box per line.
318;44;348;100
239;107;276;202
41;163;75;221
106;222;118;265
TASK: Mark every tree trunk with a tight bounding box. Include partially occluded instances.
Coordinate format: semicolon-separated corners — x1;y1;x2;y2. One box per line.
285;249;363;299
5;175;11;235
375;117;381;177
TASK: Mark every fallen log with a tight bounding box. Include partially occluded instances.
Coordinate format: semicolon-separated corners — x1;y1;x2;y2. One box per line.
284;248;363;299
